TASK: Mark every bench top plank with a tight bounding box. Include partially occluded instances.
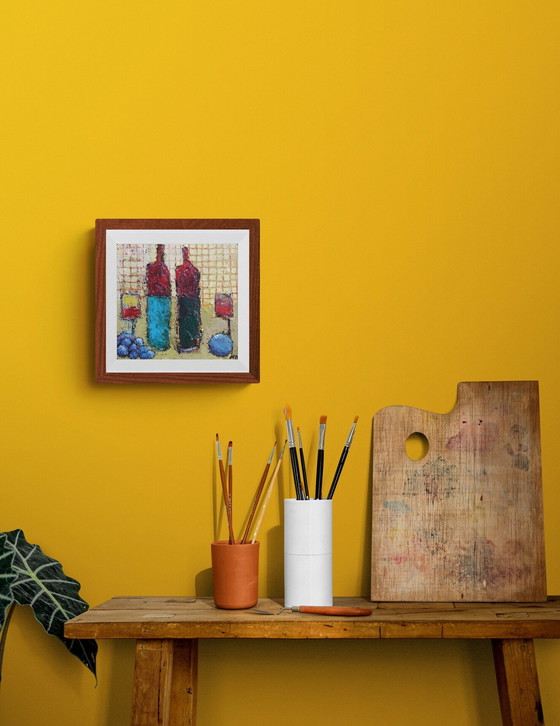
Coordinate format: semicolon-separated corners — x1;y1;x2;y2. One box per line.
64;596;560;641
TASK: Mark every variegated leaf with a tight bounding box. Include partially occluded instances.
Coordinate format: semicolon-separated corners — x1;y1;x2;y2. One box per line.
2;529;97;676
0;534;17;629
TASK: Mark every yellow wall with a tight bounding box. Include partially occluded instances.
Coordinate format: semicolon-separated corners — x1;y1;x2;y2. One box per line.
1;1;559;723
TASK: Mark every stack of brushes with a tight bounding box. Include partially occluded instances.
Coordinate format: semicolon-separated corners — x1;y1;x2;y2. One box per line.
215;435;287;544
283;405;359;500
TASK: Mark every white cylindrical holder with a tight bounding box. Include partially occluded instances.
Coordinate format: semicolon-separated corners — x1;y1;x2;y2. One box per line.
284;499;333;607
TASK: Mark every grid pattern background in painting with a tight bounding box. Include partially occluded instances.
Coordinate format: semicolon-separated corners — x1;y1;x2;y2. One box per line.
117;244;238;305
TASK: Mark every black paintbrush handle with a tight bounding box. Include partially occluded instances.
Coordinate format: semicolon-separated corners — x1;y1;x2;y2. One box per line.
289;446;303;499
327;447;348;499
298;448;309;499
315;449;324;499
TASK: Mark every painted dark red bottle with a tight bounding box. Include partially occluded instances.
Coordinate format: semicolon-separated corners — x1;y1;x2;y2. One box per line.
146;244;171;350
175;247;202;352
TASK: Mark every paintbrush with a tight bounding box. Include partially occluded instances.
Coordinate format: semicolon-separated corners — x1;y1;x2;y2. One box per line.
227;441;234;542
296;427;309;500
241;441;277;544
251;441;287;543
252;605;373;616
315;415;327;499
284;405;303;500
216;434;235;544
326;416;359;500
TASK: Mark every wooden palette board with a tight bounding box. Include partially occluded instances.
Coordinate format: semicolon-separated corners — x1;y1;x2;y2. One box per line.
371;381;546;602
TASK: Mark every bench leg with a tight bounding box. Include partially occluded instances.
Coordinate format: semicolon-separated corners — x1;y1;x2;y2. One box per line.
131;639;198;725
492;638;544;726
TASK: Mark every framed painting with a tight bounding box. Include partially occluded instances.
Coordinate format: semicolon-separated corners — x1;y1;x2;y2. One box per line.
95;219;259;383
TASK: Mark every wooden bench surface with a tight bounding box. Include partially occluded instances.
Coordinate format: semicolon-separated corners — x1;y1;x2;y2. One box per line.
65;595;560;641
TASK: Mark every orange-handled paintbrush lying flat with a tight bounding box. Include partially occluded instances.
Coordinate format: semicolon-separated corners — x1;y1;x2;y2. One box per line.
252;605;372;616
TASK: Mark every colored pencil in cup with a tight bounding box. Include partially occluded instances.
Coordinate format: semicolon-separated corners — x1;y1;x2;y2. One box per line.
296;427;309;500
241;441;277;544
315;415;327;499
216;434;235;544
326;416;359;500
284;405;303;500
251;441;287;543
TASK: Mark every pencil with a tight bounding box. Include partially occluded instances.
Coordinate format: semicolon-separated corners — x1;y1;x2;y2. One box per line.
216;434;235;544
296;427;309;499
284;405;303;500
251;441;287;543
315;415;327;499
326;416;359;500
241;441;277;544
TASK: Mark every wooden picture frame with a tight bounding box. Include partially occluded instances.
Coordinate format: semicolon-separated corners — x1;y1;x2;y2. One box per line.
95;219;259;383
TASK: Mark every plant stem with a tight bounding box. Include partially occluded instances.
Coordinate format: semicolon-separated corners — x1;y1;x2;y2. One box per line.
0;602;16;684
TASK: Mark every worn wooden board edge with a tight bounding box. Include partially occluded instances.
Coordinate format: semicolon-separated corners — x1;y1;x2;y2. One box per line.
64;596;560;640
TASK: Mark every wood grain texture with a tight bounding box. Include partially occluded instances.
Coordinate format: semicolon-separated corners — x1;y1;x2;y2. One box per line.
64;596;560;641
168;640;197;726
371;381;546;602
130;639;197;726
131;640;173;726
492;639;544;725
94;218;260;384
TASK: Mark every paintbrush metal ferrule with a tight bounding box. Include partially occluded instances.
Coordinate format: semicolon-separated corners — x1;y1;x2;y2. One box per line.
318;422;326;449
266;442;276;464
345;423;357;447
216;436;223;460
284;404;296;447
286;418;296;447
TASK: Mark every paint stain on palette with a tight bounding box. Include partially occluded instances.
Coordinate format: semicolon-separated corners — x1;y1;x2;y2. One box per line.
382;501;412;515
402;456;458;502
446;419;498;452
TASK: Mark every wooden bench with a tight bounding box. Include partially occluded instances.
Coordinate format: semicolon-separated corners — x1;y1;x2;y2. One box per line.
65;595;560;725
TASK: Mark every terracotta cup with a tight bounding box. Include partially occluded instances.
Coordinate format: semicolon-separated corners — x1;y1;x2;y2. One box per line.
211;540;260;609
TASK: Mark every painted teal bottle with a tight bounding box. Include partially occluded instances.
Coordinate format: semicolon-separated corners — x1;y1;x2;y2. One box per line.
146;244;171;351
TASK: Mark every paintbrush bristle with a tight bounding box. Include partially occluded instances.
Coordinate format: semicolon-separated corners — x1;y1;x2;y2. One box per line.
353;416;359;423
284;404;292;419
320;415;327;424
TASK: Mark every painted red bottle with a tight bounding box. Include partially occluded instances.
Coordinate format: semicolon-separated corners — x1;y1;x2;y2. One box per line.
146;244;171;351
175;247;202;352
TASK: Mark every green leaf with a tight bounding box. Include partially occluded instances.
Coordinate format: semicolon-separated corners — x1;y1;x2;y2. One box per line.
2;529;97;676
0;534;17;629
